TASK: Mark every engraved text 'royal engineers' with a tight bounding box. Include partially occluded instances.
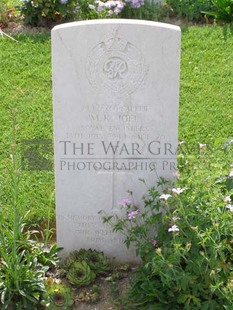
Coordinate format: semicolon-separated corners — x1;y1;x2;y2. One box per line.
52;19;181;262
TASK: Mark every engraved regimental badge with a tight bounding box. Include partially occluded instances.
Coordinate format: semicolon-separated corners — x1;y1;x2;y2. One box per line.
86;30;148;99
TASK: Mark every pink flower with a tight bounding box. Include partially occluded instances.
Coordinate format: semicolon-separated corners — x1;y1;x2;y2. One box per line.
119;198;131;207
96;1;105;11
224;196;231;203
114;7;121;14
105;0;116;8
152;239;158;247
172;188;184;195
160;194;172;201
173;171;180;179
226;204;233;212
168;225;179;232
128;210;139;220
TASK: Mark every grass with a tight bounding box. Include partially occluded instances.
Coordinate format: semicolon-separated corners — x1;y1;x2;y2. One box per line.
0;33;54;224
179;25;233;145
0;25;233;225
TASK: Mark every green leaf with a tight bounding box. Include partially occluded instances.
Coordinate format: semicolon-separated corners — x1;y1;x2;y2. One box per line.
177;294;188;304
226;177;233;190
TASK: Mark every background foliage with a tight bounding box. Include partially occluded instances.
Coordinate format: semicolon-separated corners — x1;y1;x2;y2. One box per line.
1;0;233;26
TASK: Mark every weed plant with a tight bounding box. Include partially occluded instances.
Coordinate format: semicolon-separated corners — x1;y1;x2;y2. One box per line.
101;143;233;308
0;0;21;27
0;116;61;309
165;0;213;22
203;0;233;23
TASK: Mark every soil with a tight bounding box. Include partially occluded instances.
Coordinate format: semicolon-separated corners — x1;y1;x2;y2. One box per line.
73;276;130;310
51;265;135;310
1;22;51;35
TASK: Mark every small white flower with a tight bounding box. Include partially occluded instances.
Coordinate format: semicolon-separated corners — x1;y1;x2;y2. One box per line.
226;204;233;212
168;225;179;232
224;196;231;203
88;4;95;9
199;143;207;149
172;215;180;222
160;194;172;201
172;188;185;195
54;278;61;284
229;171;233;178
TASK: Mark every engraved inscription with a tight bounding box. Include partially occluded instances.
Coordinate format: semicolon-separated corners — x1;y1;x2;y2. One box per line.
86;30;149;98
57;214;125;245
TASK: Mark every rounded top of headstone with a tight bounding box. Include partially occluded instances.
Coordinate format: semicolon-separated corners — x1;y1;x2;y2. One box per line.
52;19;180;33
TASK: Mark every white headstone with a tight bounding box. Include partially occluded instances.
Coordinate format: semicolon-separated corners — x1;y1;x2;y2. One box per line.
52;19;180;262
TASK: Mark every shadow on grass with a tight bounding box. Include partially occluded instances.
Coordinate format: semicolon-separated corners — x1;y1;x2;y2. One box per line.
13;32;51;43
18;32;51;43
